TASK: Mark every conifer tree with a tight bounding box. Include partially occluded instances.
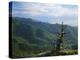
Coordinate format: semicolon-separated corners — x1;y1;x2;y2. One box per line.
55;22;66;55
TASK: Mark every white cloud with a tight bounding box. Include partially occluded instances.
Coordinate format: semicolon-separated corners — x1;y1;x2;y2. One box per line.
19;3;78;17
12;2;78;26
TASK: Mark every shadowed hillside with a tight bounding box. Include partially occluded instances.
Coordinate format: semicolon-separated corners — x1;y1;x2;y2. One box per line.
10;17;78;58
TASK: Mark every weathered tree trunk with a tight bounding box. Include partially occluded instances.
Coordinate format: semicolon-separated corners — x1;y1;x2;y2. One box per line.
55;22;66;55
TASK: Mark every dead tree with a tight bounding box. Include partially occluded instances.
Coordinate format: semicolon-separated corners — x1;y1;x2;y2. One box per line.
55;22;66;55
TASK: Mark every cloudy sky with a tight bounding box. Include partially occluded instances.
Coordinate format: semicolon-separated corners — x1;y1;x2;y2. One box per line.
10;2;78;26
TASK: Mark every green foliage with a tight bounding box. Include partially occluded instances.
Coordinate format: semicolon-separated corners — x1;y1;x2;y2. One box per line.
11;17;78;58
59;50;78;55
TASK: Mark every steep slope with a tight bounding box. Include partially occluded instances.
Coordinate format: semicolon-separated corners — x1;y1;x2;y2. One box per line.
10;17;78;57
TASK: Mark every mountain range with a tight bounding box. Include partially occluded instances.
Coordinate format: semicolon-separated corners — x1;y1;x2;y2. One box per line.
10;17;78;58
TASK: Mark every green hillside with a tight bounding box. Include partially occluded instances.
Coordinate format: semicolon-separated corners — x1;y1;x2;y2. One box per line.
10;17;78;58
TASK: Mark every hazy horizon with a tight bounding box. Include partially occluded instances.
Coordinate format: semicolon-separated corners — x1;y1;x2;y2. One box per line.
9;1;78;26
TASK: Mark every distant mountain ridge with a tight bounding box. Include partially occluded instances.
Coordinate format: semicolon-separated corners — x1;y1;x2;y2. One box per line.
10;17;78;57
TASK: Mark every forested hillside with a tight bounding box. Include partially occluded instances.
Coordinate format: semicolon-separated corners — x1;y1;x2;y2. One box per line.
10;17;78;58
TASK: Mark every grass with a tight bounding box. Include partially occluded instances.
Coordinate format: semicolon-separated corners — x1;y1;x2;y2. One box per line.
59;50;78;55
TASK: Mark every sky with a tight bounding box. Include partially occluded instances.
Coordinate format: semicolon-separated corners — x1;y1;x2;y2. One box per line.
9;1;78;26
